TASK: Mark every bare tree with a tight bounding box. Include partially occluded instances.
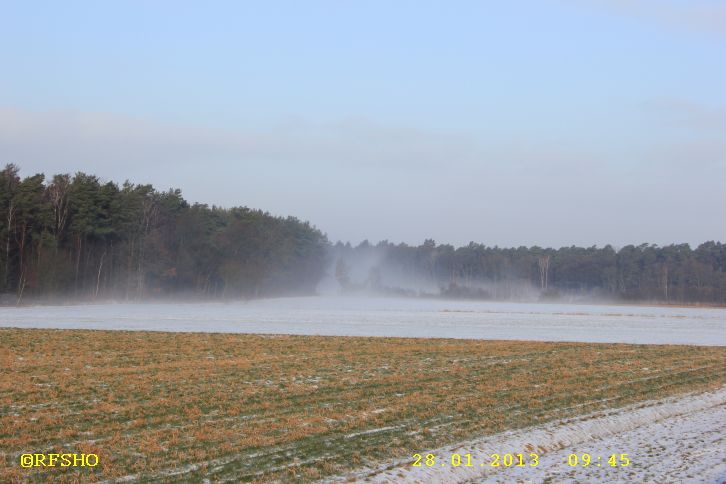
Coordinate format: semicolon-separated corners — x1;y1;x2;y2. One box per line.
136;190;159;297
661;264;669;302
4;199;15;289
538;255;550;290
16;267;26;306
48;174;71;245
95;250;106;299
2;164;20;290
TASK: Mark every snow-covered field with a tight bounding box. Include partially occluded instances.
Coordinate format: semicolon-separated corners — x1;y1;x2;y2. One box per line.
1;296;725;345
330;387;726;483
3;298;724;482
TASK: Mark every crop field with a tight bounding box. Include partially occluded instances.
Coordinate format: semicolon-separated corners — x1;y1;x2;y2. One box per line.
1;328;725;482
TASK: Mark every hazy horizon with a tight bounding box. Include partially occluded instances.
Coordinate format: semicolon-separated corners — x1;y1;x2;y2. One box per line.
5;161;724;251
2;1;725;247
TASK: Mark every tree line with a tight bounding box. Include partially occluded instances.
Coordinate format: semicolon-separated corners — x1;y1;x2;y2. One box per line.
0;164;328;303
2;164;725;305
333;239;726;305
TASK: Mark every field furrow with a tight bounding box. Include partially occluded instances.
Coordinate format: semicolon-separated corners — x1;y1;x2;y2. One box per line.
1;328;724;482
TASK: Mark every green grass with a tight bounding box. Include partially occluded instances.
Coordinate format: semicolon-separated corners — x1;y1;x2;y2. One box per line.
1;328;724;482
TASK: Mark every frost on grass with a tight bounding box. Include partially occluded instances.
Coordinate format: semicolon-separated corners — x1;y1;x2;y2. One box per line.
334;388;726;483
1;329;724;482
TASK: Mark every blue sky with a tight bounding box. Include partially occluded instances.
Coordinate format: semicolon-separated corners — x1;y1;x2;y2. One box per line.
1;0;725;247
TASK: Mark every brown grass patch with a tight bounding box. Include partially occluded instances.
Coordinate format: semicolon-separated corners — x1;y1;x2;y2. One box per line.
1;328;724;482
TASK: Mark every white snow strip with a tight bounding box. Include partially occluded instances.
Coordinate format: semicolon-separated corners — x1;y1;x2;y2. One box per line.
328;387;726;483
344;426;400;439
1;296;725;345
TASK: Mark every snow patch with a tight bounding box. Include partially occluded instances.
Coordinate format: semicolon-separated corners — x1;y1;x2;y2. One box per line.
329;387;726;483
1;296;725;345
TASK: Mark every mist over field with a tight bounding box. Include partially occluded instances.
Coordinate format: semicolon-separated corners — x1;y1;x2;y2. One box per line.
320;239;726;306
2;296;725;346
2;2;726;483
1;163;725;307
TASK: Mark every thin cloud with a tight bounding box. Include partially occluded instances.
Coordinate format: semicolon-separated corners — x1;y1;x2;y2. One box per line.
1;105;722;247
643;98;726;131
0;106;485;173
574;0;726;36
0;105;607;180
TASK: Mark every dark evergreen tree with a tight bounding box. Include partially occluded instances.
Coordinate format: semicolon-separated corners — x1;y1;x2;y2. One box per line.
0;165;329;302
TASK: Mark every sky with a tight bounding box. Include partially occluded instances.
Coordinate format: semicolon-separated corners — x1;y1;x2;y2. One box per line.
1;0;724;248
